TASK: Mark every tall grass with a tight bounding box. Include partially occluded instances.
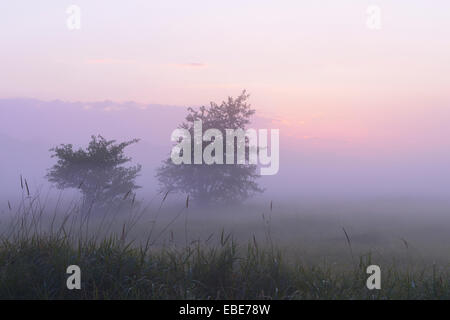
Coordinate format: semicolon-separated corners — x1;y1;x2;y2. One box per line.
0;186;448;299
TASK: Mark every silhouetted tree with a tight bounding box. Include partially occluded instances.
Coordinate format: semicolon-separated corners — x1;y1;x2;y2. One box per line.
47;135;141;210
156;91;263;204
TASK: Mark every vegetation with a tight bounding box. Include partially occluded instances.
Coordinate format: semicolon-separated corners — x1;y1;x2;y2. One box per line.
47;135;141;210
156;91;263;204
0;191;448;300
0;232;448;299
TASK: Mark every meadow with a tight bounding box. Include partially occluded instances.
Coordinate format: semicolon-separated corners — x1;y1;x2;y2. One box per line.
0;190;449;299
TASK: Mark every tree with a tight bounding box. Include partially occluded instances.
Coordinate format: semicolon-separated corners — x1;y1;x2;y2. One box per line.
47;135;141;210
156;91;264;204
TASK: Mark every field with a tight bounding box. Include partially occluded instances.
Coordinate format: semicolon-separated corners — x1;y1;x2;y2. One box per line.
0;191;449;299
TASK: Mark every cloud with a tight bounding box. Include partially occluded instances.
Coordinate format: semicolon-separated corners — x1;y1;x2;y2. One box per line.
271;118;305;127
86;58;135;65
173;62;207;68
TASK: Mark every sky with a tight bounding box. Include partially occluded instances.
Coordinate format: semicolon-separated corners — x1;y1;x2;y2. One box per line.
1;1;449;107
1;1;450;198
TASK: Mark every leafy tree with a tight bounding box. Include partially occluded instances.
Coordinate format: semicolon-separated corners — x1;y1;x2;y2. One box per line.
47;135;141;209
156;91;264;204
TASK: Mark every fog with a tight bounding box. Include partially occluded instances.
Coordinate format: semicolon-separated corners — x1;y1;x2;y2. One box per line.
2;98;450;199
1;98;450;266
1;1;450;300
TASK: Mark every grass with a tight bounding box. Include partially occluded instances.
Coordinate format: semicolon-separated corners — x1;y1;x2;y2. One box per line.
0;190;449;299
0;233;449;299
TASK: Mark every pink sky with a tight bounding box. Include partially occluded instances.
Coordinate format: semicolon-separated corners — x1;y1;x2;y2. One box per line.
1;1;449;157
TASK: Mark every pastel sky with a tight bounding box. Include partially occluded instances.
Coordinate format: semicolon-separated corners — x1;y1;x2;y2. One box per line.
1;1;450;155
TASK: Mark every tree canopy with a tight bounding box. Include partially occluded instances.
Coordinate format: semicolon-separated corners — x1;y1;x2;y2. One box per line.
47;135;141;209
156;91;263;204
